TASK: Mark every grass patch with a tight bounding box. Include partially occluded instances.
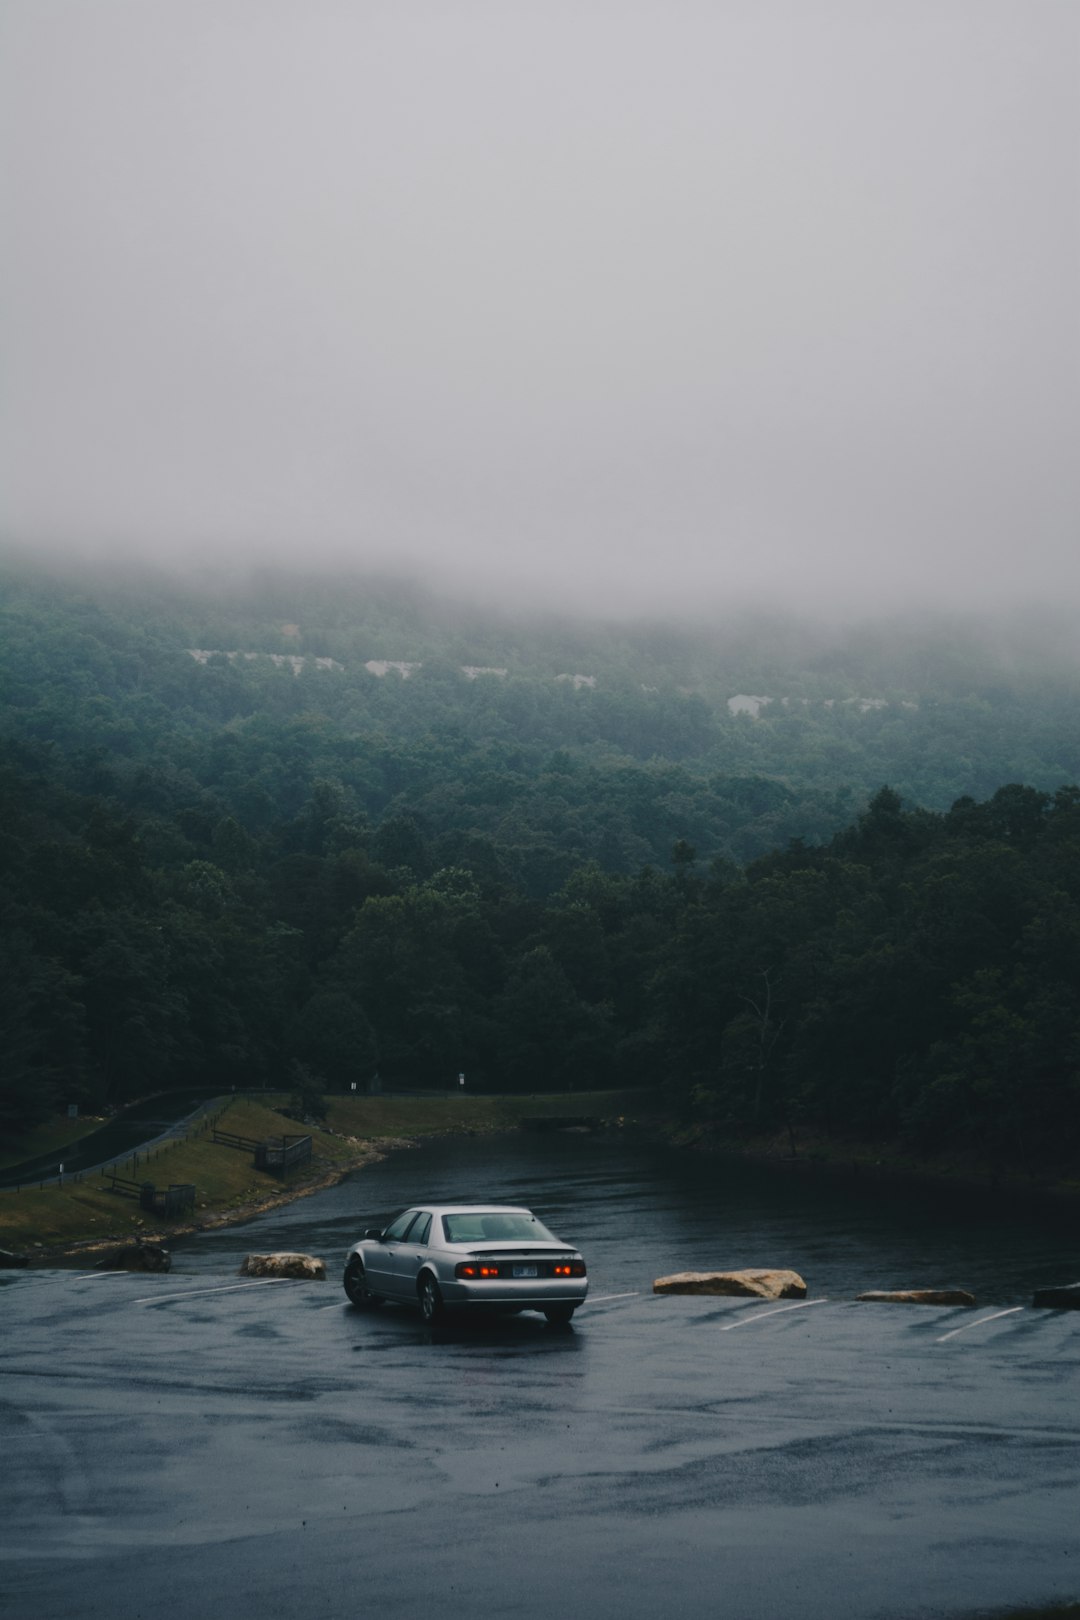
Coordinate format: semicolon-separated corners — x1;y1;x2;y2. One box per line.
0;1096;357;1251
0;1090;645;1253
322;1088;650;1139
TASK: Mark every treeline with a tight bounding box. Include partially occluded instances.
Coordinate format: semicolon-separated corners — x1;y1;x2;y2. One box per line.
3;735;1080;1171
1;560;1079;1172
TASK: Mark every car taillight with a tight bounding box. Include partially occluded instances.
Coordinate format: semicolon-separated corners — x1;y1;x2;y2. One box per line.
553;1261;586;1277
455;1262;501;1279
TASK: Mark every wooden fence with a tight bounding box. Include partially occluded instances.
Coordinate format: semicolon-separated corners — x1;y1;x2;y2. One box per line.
104;1173;196;1218
212;1127;312;1177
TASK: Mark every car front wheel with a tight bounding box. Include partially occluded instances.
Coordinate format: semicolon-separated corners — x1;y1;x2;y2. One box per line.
418;1273;444;1322
344;1258;382;1308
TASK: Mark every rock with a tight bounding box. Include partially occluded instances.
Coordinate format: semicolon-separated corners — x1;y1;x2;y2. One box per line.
240;1252;326;1280
856;1289;976;1306
0;1249;30;1269
1032;1282;1080;1310
653;1268;807;1300
94;1240;171;1273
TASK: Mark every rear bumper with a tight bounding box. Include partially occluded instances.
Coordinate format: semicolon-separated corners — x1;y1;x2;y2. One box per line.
441;1278;588;1310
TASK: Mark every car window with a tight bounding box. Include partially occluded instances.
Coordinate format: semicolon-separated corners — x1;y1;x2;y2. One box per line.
383;1209;417;1241
408;1213;432;1246
442;1212;557;1244
440;1215;485;1243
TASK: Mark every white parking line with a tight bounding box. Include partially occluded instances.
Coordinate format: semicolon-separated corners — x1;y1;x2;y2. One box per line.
936;1307;1023;1343
72;1271;130;1281
133;1279;291;1306
718;1298;828;1330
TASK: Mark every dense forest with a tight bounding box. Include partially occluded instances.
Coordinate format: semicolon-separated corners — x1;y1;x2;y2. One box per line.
2;557;1079;1174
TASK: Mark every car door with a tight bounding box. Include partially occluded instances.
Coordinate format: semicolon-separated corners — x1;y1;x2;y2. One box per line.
366;1208;418;1298
388;1211;433;1295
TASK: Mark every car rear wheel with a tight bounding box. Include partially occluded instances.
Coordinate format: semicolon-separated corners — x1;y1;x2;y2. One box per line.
543;1304;576;1325
344;1258;382;1308
418;1273;444;1322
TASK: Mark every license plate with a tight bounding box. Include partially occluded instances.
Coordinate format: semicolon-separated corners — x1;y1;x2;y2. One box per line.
512;1265;538;1278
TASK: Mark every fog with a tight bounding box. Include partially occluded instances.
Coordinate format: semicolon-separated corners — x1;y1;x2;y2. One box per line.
1;2;1076;621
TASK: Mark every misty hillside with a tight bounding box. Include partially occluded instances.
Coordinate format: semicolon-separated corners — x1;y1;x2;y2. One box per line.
3;561;1080;872
3;557;1080;1178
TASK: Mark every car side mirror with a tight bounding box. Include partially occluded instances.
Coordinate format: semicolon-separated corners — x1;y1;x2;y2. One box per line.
363;1227;383;1241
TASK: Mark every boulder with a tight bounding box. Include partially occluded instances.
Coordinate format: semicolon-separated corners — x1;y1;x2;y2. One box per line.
240;1252;326;1280
856;1289;976;1306
653;1268;807;1300
94;1240;171;1273
0;1249;30;1269
1032;1282;1080;1310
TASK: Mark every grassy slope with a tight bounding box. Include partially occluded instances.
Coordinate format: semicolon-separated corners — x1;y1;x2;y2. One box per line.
322;1088;646;1138
0;1097;346;1251
0;1090;644;1253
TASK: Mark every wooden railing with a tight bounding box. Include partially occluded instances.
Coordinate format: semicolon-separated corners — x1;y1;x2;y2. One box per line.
211;1129;260;1153
212;1128;312;1177
254;1135;312;1176
104;1175;196;1217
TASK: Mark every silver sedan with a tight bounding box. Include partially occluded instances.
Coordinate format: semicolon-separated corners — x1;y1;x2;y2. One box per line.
343;1204;588;1324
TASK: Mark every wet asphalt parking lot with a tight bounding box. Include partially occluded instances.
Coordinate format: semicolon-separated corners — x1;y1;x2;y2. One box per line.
2;1135;1079;1620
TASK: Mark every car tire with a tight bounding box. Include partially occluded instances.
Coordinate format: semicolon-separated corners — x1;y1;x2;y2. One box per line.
418;1273;444;1323
543;1304;576;1325
344;1259;382;1308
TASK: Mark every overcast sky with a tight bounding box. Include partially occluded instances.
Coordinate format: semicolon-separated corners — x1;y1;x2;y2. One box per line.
1;1;1076;618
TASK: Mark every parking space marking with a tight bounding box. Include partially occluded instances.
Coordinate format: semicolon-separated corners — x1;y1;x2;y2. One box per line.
10;1272;127;1288
718;1298;828;1330
936;1307;1024;1343
133;1279;291;1306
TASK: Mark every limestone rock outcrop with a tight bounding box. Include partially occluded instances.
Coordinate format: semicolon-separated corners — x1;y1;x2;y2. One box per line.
94;1240;171;1273
1032;1282;1080;1310
653;1268;807;1300
241;1252;326;1280
856;1289;975;1306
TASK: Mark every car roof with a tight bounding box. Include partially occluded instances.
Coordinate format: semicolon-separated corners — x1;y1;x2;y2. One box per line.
410;1204;535;1217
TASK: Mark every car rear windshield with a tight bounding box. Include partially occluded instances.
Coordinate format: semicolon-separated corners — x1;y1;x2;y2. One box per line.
442;1212;558;1244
